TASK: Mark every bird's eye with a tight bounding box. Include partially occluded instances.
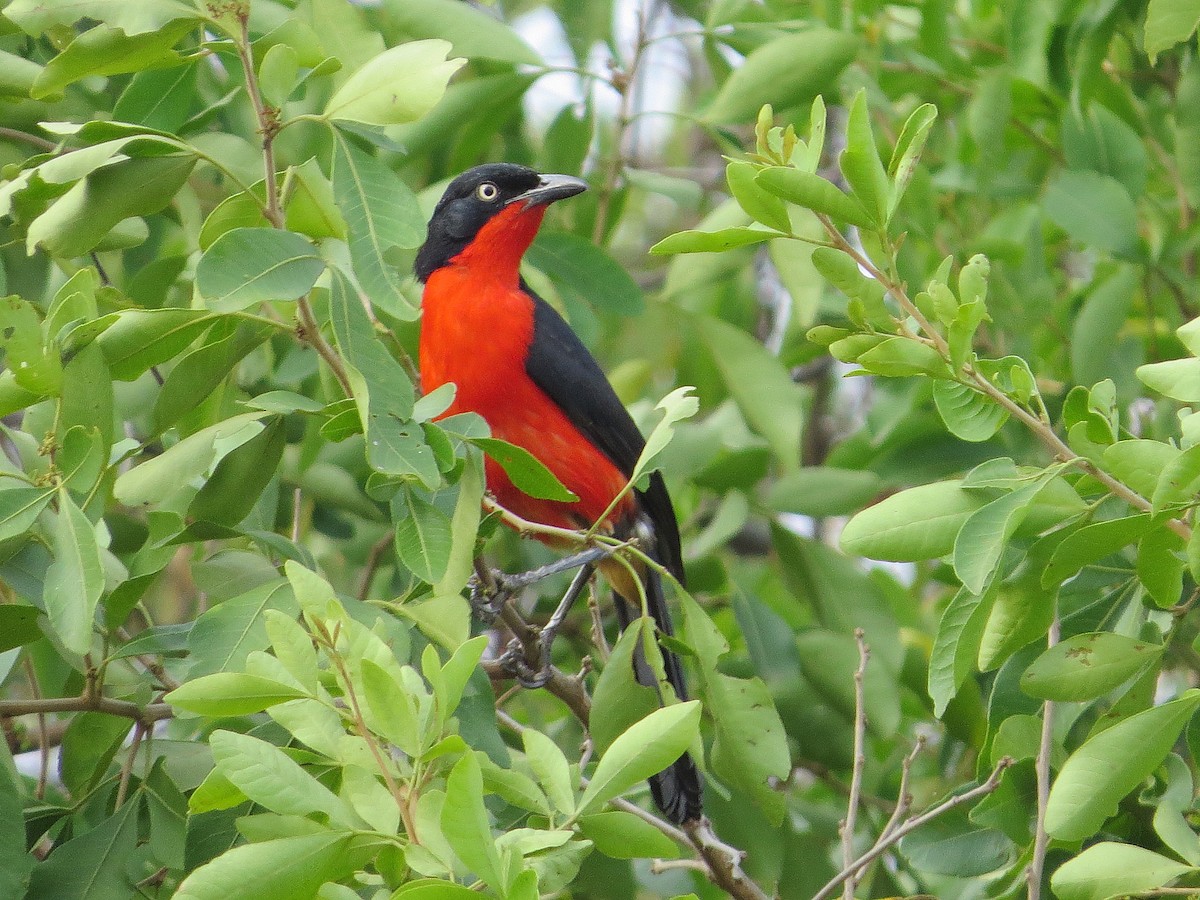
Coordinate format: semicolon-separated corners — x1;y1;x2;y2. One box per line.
476;182;499;201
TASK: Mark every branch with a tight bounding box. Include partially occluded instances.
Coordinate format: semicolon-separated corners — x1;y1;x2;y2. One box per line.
810;757;1014;900
816;215;1191;543
1028;615;1060;900
0;694;173;724
841;629;869;899
230;5;353;398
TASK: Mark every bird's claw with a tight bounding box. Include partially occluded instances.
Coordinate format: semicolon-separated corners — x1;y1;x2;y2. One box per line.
468;573;508;623
497;637;552;689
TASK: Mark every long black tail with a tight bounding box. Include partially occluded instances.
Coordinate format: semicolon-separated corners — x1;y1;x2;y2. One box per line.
613;557;703;825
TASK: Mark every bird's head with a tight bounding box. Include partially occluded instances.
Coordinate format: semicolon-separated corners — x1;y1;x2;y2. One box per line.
414;163;587;282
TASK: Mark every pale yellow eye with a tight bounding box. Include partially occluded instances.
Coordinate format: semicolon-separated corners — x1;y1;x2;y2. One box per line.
476;182;499;201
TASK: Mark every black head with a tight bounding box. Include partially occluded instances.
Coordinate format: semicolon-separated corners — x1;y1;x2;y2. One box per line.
414;163;587;281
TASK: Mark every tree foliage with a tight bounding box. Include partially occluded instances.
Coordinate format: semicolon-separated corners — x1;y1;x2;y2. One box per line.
3;0;1200;898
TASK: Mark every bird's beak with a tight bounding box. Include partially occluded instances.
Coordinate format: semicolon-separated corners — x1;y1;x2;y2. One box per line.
509;173;588;209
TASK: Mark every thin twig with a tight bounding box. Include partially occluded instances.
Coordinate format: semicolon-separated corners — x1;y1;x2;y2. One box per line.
358;531;394;601
115;721;147;809
21;658;49;799
810;758;1014;900
115;627;181;691
0;126;56;151
320;624;419;841
842;628;869;899
231;5;353;398
1029;615;1060;900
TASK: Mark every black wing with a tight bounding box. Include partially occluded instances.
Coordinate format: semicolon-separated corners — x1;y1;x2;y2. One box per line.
521;282;684;584
523;282;702;823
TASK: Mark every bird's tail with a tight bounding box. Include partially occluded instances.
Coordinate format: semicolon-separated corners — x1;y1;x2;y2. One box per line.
612;564;703;825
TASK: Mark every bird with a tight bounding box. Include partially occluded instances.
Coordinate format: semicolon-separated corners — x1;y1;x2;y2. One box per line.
414;162;703;825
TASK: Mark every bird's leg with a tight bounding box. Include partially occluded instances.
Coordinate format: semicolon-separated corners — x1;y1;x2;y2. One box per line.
469;546;608;623
502;545;611;590
469;557;510;623
516;561;596;688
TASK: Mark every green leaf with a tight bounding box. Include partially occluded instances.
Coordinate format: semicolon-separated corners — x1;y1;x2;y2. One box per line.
377;0;541;64
393;487;453;585
527;230;644;316
258;43;298;108
187;580;299;679
114;413;266;506
93;309;215;380
43;487;103;655
0;605;41;653
577;811;680;860
888;103;938;218
704;29;859;123
933;381;1009;442
928;587;993;717
195;228;324;312
1022;632;1163;702
523;728;576;816
440;753;504;893
1103;440;1180;500
840;90;889;226
899;807;1013;877
841;480;987;562
755;167;873;228
590;619;661;755
324;40;464;125
1138;527;1186;608
331;131;424;319
726;161;791;232
1053;842;1194;900
1045;690;1200;840
25;796;139;900
188;415;286;527
0;295;60;395
114;63;198;132
392;881;481;899
6;0;199;36
209;730;355;825
1145;0;1200;59
649;226;778;254
27;152;196;257
1137;357;1200;403
857;337;949;378
468;437;577;502
795;628;901;739
952;480;1046;593
1153;443;1200;512
165;673;307;716
32;20;195;98
174;832;373;900
629;386;701;487
681;592;789;823
0;486;53;543
1072;267;1137;388
576;701;701;817
696;316;801;471
1041;514;1151;589
765;467;883;517
1044;170;1139;255
154;320;272;432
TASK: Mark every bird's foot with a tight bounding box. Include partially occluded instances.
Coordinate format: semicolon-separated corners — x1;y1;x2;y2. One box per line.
497;636;553;689
468;572;510;623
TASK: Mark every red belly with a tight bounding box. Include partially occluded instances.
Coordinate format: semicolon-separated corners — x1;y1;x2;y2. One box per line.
421;268;633;532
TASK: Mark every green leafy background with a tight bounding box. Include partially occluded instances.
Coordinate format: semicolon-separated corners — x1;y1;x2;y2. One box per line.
3;0;1200;898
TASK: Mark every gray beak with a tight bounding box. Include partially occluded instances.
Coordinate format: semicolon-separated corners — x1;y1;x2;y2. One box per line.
509;173;588;209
